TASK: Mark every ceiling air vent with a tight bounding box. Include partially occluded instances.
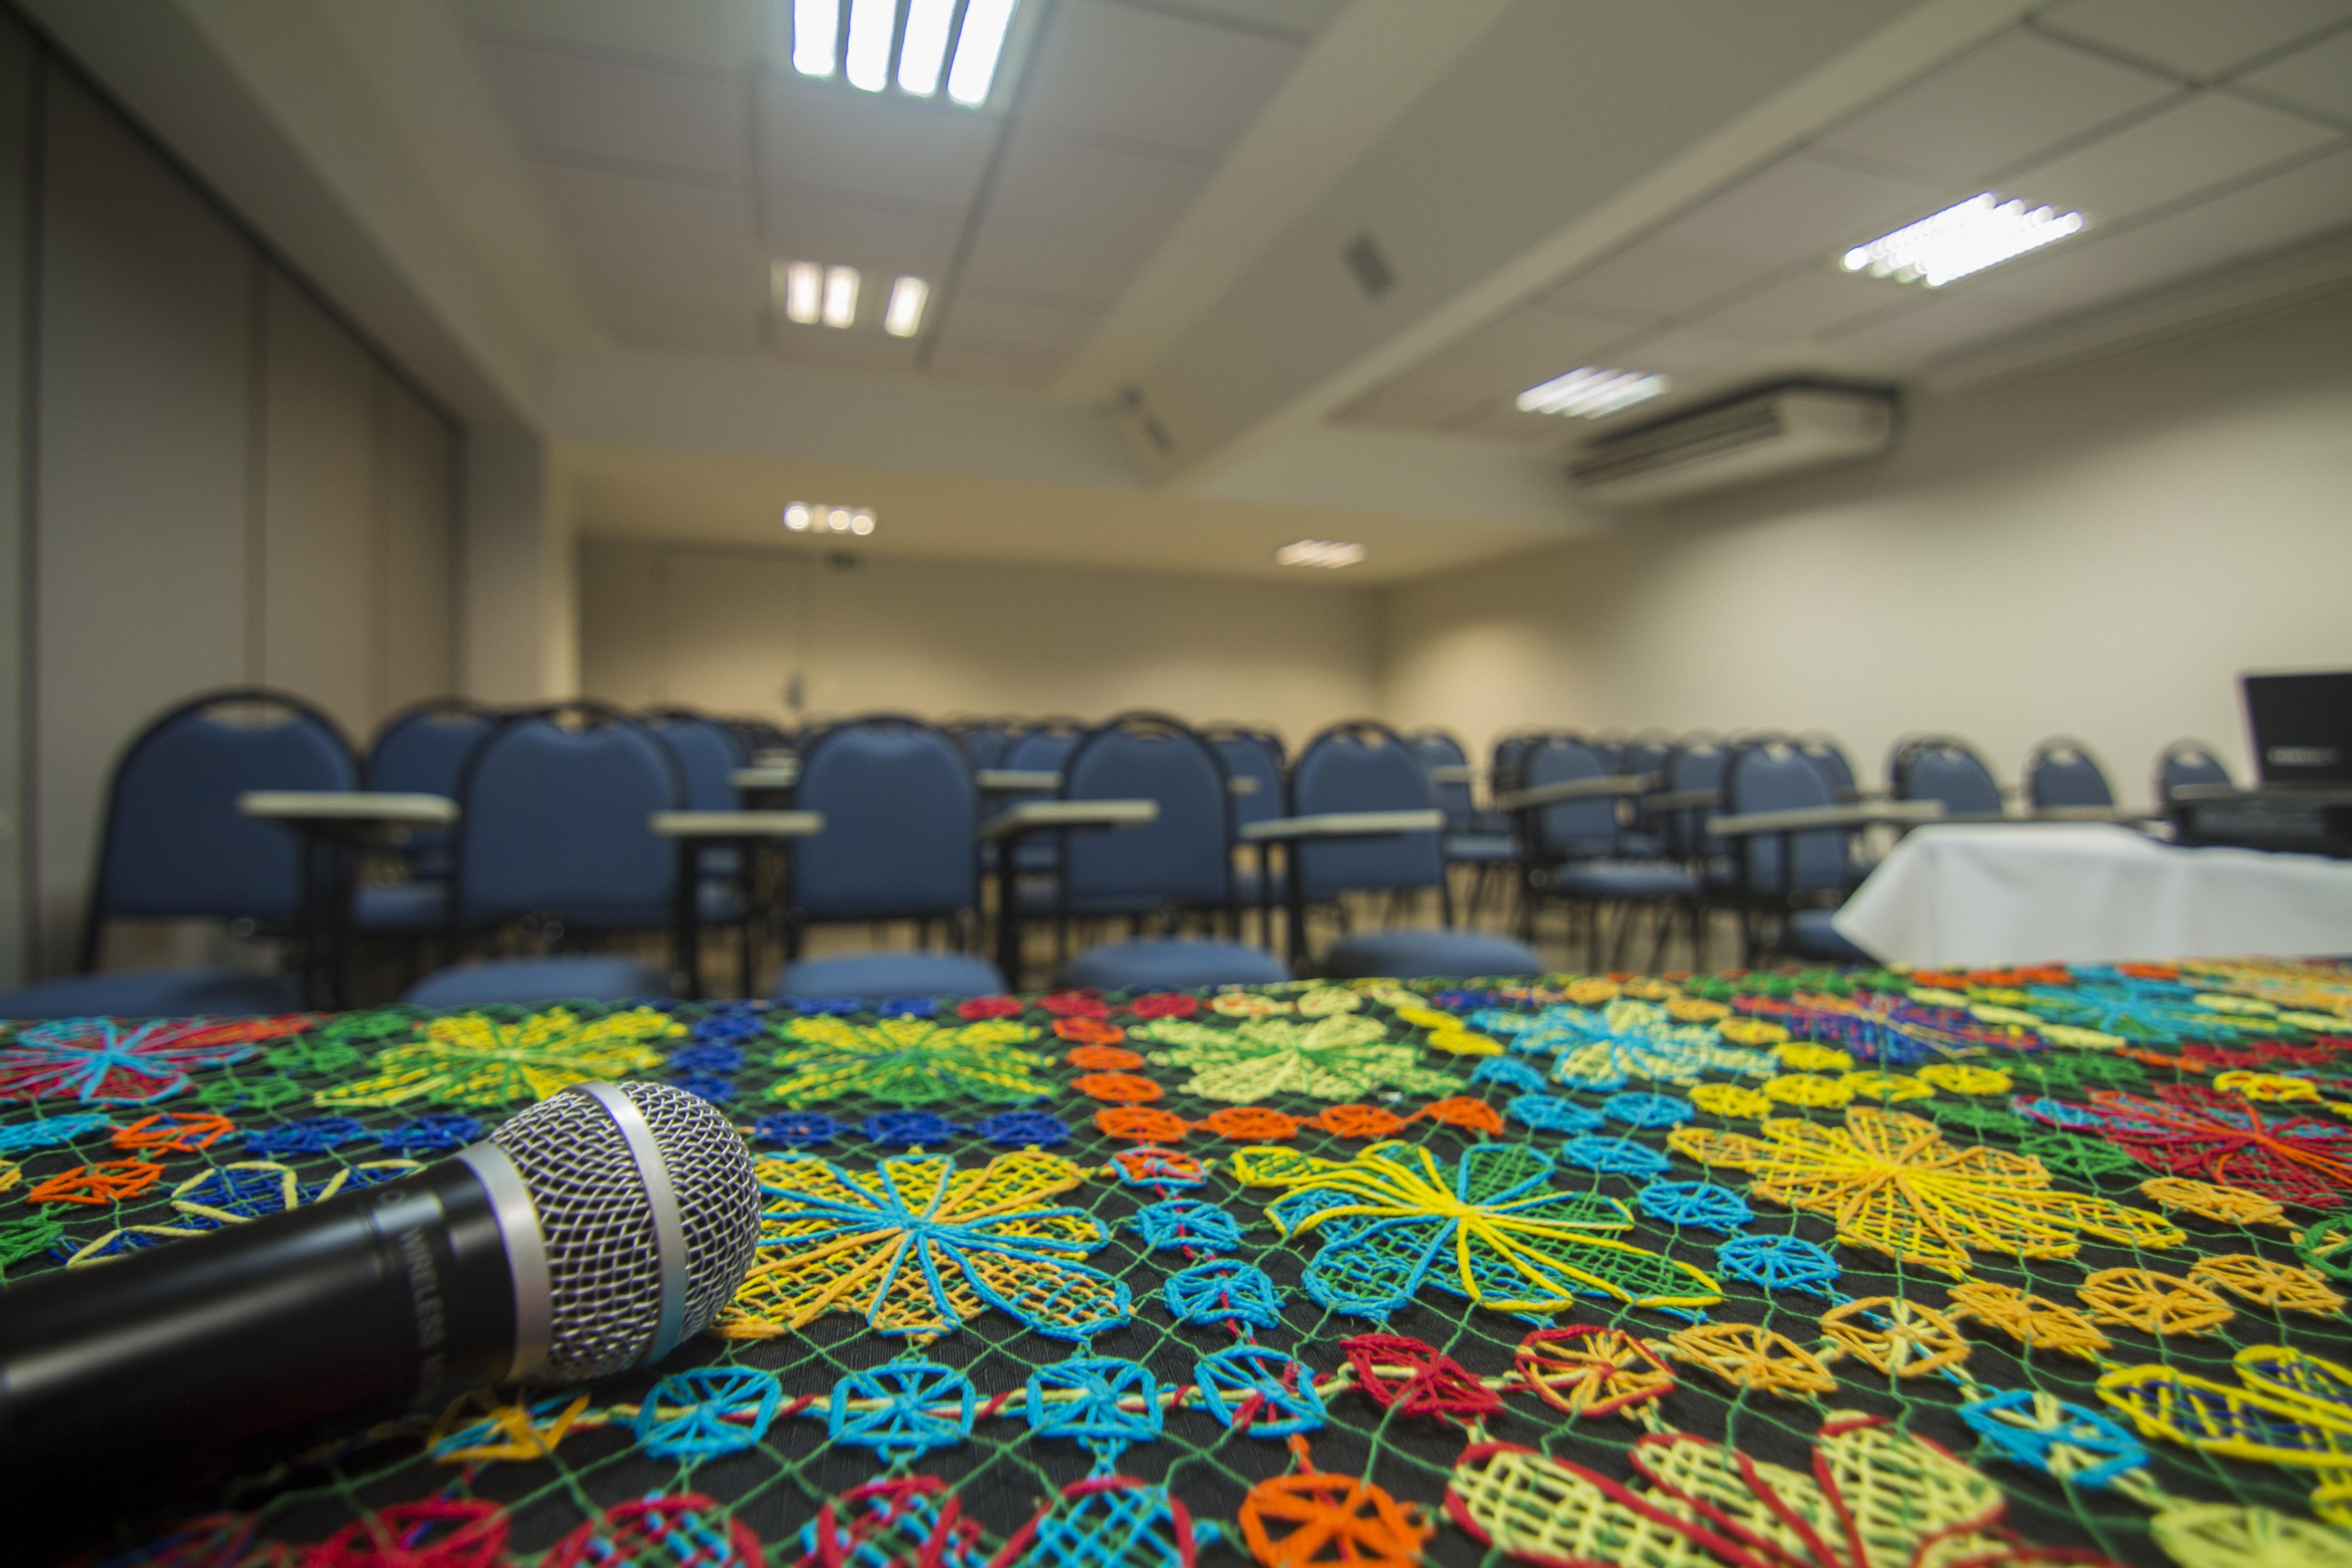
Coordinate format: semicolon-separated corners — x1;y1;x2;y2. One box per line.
1566;380;1898;507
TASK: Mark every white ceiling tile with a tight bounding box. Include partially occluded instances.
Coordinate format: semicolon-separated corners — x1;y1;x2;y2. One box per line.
480;39;742;182
1438;402;1576;445
2039;0;2352;80
987;133;1212;246
2234;25;2352;125
937;293;1098;357
1133;0;1351;39
534;164;761;345
1814;29;2179;185
1650;153;1947;270
762;77;999;219
1603;324;1793;380
1697;266;1929;342
1338;305;1634;429
459;0;752;73
1952;142;2352;316
765;194;963;281
927;342;1061;390
1021;0;1302;162
958;219;1157;306
2007;89;2345;226
1810;295;2044;373
773;326;922;374
1540;238;1769;326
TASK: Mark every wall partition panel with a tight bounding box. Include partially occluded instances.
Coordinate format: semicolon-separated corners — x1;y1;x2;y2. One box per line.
378;369;456;715
0;15;30;988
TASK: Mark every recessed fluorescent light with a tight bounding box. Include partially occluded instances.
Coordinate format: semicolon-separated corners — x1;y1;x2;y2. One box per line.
883;276;929;337
778;260;823;324
845;0;896;91
788;502;880;535
784;503;812;530
898;0;956;95
1516;367;1668;419
790;0;838;77
947;0;1018;106
850;509;876;535
1843;192;2084;288
1276;539;1366;568
822;265;860;328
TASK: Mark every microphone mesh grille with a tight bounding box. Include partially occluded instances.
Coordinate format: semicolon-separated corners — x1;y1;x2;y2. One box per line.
489;1080;760;1383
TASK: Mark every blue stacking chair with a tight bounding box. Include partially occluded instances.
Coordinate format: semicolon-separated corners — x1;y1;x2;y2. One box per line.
1411;727;1516;927
1714;736;1871;964
0;689;354;1019
1893;735;2006;819
996;719;1085;877
1515;734;1693;970
1207;725;1288;920
352;698;494;951
723;715;793;760
401;704;695;1006
2155;740;2233;804
1284;720;1539;980
1054;713;1288;991
774;715;1002;1002
2025;738;2116;809
1796;733;1860;802
647;708;767;992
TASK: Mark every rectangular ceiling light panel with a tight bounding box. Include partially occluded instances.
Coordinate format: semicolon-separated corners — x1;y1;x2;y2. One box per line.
884;275;929;336
779;260;824;323
789;0;1019;106
1276;539;1367;568
1516;368;1669;419
822;265;861;327
1843;193;2084;287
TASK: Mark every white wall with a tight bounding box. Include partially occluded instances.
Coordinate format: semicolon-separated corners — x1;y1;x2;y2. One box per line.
579;539;1380;747
1380;288;2352;803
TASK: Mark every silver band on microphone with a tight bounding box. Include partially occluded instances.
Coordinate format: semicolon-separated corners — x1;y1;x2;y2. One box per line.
454;1142;552;1381
574;1082;689;1365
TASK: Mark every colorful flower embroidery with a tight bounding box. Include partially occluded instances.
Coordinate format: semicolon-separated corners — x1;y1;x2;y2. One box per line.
768;1016;1049;1107
1140;1015;1456;1104
314;1007;679;1108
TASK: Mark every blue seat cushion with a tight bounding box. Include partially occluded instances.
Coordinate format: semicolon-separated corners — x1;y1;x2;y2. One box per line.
1061;940;1292;992
774;952;1006;1002
354;881;448;933
1444;832;1519;864
559;881;743;931
0;965;299;1020
1785;908;1873;963
1319;929;1544;980
402;956;673;1008
1551;861;1696;901
1618;830;1665;858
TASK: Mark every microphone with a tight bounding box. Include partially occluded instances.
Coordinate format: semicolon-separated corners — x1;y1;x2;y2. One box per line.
0;1081;760;1538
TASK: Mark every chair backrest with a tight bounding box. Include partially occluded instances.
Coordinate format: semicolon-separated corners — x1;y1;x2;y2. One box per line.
86;690;359;949
1209;730;1286;833
1519;734;1617;861
789;717;978;920
1407;728;1475;831
646;710;749;812
451;706;683;927
1795;732;1857;802
1659;736;1729;859
1000;720;1083;787
2155;740;2233;802
1588;732;1630;773
1623;731;1673;780
723;716;793;758
1060;713;1231;911
1894;736;2004;817
367;700;493;797
1290;720;1443;901
2024;737;2115;809
958;724;1013;770
1723;739;1846;896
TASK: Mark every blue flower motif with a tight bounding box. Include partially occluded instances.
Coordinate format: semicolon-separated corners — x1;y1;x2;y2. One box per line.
0;1112;113;1152
1465;1009;1534;1036
1470;1056;1549;1093
689;1006;767;1046
1507;1093;1605;1134
754;1111;839;1147
1716;1233;1842;1297
669;1042;746;1073
1025;1357;1162;1459
243;1116;370;1158
791;997;870;1016
973;1109;1069;1149
829;1359;975;1462
669;1073;737;1106
1127;1200;1241;1253
877;996;941;1018
1558;1135;1671;1178
634;1367;784;1460
377;1113;484;1156
1604;1092;1693;1129
1958;1387;2146;1488
1163;1259;1283;1327
2013;1095;2103;1129
1193;1345;1324;1436
862;1110;959;1148
1637;1180;1753;1233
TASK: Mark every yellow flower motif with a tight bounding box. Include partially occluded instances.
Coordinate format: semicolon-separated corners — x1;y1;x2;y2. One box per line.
2038;1023;2126;1049
1563;978;1619;1005
1667;1107;2185;1275
1918;1063;2013;1095
1764;1073;1851;1108
1969;1004;2046;1027
1909;987;1971;1006
1293;986;1363;1015
768;1016;1047;1107
1421;1028;1503;1057
1841;1070;1932;1103
1715;1019;1788;1047
316;1006;679;1108
1211;990;1292;1018
1664;997;1729;1023
1775;1043;1852;1073
2101;1345;2352;1527
1688;1083;1772;1118
2214;1070;2321;1103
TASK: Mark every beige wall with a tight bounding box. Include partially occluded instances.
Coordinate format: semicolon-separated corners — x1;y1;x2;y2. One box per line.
1380;289;2352;804
579;539;1380;747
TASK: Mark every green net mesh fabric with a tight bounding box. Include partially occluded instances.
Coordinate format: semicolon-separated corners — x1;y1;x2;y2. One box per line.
5;960;2352;1568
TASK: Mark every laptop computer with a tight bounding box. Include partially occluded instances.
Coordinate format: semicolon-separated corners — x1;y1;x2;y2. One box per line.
2245;671;2352;788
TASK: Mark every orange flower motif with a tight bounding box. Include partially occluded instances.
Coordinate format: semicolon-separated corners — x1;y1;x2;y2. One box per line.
1065;1044;1144;1070
1094;1106;1190;1142
1411;1097;1504;1135
1054;1017;1128;1048
1196;1106;1303;1142
1073;1072;1162;1104
27;1160;164;1205
110;1110;235;1154
1310;1104;1407;1140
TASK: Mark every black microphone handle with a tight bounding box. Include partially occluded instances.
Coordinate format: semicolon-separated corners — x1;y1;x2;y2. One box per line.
0;1152;525;1535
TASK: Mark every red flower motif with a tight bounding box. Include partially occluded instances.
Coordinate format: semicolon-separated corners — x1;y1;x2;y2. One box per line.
2030;1083;2352;1207
1340;1333;1502;1420
955;995;1024;1020
1053;1017;1127;1046
1039;990;1111;1019
1124;993;1199;1019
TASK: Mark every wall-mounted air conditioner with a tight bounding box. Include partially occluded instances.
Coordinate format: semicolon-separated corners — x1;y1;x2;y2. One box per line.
1566;380;1899;508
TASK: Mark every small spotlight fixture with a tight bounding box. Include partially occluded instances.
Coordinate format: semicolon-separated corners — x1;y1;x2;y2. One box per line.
1843;192;2084;288
1276;539;1366;569
883;275;929;337
786;503;877;536
1517;368;1668;419
788;0;1019;108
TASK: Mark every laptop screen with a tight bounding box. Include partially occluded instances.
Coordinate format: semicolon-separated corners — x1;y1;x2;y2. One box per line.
2244;671;2352;786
